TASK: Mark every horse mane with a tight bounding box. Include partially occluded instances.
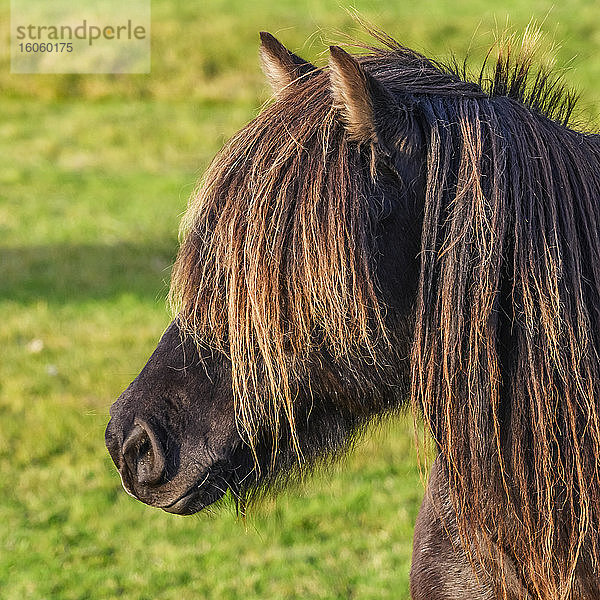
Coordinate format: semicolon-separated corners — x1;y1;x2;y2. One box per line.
170;32;600;598
408;44;600;600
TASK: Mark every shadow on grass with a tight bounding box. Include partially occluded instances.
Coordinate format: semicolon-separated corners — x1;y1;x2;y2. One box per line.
0;241;178;304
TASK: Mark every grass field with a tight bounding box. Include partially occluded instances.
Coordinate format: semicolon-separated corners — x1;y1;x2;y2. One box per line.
1;1;599;598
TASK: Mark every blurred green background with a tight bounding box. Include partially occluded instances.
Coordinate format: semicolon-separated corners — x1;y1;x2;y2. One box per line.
1;1;599;598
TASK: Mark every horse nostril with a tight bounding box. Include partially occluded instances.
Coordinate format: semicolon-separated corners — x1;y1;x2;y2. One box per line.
122;420;166;486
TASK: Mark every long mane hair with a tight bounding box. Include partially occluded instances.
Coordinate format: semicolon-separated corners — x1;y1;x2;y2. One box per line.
170;32;600;598
170;68;385;460
410;44;600;599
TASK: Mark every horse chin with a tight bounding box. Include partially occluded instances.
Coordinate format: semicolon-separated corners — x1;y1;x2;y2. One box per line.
161;485;227;515
159;473;229;515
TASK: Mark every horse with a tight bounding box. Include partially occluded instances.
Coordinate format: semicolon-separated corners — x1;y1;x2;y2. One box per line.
105;30;600;599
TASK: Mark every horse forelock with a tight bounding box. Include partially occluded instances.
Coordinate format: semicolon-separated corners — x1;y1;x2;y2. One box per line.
170;66;387;460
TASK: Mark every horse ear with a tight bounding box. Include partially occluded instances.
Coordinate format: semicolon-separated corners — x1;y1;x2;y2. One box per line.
329;45;410;147
259;32;316;97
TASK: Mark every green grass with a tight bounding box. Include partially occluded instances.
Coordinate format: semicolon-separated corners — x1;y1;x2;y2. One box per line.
1;0;599;598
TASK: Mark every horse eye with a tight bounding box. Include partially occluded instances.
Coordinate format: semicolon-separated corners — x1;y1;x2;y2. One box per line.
376;156;402;182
